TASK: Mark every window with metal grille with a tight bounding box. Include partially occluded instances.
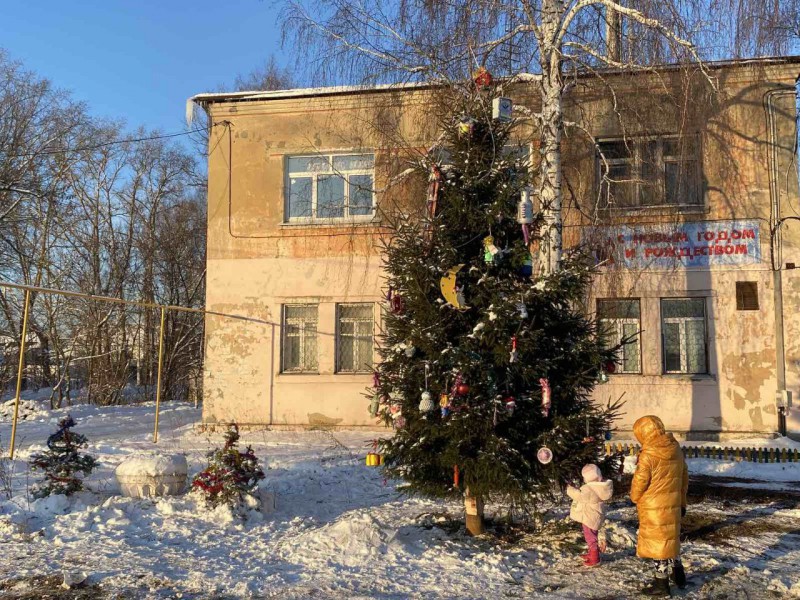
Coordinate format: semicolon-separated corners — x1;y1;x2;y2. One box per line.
597;299;641;373
282;304;318;373
285;153;375;222
597;135;701;209
736;281;759;311
661;298;707;374
336;304;374;373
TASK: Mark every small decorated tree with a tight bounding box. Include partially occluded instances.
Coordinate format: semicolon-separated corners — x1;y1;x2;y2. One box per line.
192;424;265;508
30;415;97;498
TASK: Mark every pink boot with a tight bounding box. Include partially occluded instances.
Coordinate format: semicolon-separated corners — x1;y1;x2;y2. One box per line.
583;548;601;567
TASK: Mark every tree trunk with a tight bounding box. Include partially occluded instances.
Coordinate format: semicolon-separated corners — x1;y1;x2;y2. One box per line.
538;0;565;276
464;488;485;536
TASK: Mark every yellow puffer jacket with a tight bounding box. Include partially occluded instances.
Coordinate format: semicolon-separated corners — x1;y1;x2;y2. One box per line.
630;415;688;560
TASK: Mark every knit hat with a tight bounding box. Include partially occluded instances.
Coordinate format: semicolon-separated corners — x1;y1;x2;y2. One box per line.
582;464;602;483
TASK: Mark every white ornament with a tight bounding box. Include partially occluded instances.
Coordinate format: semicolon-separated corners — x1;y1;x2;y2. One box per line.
517;188;534;224
517;302;528;319
404;344;416;358
492;97;513;122
419;391;434;412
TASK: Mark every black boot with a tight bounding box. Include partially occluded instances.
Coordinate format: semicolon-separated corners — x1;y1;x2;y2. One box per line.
671;561;686;589
641;577;671;597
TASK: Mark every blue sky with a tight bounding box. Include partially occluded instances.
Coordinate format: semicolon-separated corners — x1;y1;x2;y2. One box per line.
2;0;287;137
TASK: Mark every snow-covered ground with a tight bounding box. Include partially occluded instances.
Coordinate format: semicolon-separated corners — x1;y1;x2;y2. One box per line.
0;402;799;599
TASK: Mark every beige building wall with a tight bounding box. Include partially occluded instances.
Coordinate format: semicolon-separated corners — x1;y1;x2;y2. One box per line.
198;59;800;437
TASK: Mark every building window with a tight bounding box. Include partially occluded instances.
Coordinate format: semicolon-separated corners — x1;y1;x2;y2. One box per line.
736;281;759;311
597;136;700;208
336;304;374;373
597;299;641;373
285;153;375;221
661;298;707;374
282;304;318;373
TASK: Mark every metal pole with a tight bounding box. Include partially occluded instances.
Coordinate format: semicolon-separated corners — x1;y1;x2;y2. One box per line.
153;306;166;443
9;290;31;459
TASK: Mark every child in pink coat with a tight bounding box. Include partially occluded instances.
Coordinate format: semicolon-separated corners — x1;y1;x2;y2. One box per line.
566;464;614;567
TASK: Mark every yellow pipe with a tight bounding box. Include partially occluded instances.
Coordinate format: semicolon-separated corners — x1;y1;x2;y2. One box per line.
9;290;31;459
153;306;166;443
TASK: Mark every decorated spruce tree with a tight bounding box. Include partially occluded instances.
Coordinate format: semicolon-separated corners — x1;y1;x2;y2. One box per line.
30;416;97;499
192;424;265;508
373;83;620;534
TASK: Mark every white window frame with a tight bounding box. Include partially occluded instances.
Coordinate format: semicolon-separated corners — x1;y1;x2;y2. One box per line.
661;299;708;374
597;299;641;374
335;303;374;374
284;153;375;223
281;304;319;373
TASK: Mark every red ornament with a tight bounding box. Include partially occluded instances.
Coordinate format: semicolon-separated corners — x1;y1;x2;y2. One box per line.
456;383;470;396
473;67;493;88
453;465;460;487
391;294;405;314
583;436;596;444
604;360;617;374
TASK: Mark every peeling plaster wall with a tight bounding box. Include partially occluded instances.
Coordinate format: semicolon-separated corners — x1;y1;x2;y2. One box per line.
202;62;800;434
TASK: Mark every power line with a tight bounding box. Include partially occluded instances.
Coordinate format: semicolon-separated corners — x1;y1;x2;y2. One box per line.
5;128;208;159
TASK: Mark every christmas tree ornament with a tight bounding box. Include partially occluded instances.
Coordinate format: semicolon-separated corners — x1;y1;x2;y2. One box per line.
517;188;534;245
540;378;551;417
473;67;493;88
504;396;516;415
509;336;518;363
453;465;461;487
492;97;513;122
440;393;451;417
440;264;470;310
419;390;434;413
458;116;476;138
483;235;501;263
604;430;613;441
517;301;529;319
366;440;384;466
395;415;407;429
582;416;595;443
537;447;553;464
456;382;470;396
519;256;533;277
368;393;380;417
604;360;617;374
419;363;434;412
366;452;384;466
597;370;609;384
426;165;442;222
404;343;416;358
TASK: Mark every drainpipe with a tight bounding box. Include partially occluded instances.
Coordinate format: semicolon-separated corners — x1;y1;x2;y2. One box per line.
764;86;797;433
269;323;275;425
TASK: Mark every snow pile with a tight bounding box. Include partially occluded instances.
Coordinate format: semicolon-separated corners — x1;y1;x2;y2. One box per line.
688;458;800;482
115;453;188;477
0;398;47;422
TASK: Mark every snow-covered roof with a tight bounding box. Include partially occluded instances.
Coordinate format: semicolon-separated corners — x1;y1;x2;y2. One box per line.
190;56;800;108
190;74;542;106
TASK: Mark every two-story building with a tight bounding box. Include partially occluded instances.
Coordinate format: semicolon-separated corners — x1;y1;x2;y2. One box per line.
192;56;800;438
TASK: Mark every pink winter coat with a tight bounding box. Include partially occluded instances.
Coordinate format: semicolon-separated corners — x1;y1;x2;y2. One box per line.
567;480;614;531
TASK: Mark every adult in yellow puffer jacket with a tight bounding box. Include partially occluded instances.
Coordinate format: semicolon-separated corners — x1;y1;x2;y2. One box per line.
631;415;689;597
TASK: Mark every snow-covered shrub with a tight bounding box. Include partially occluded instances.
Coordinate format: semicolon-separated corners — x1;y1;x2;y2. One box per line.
29;415;97;498
192;424;264;508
